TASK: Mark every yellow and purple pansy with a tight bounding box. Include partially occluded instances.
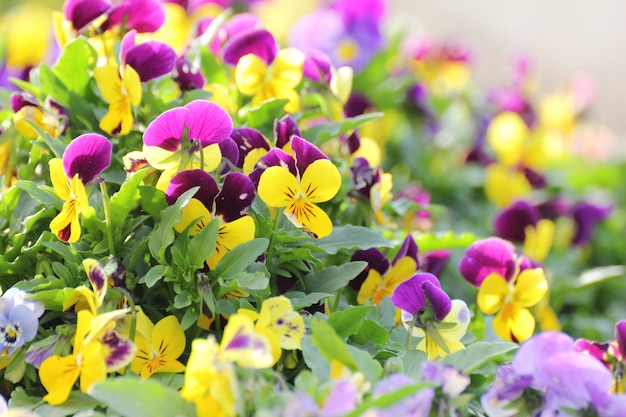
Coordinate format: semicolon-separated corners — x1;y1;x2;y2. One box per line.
256;136;341;238
49;133;112;243
165;169;256;269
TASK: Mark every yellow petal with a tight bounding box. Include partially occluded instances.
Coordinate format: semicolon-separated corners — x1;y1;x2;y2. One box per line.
271;48;304;88
512;268;548;308
235;53;267;96
477;273;509;315
184;143;222;173
383;257;418;289
352;137;381;168
254;82;301;113
207;216;256;270
299;159;341;203
49;158;70;200
220;314;276;368
94;63;123;104
523;219;555;262
153;316;186;360
40;354;80;405
134;310;155;341
243;148;268;175
122;65;142;106
175;198;212;235
284;199;333;238
493;303;535;343
142;145;180;171
330;66;353;104
257;296;304;350
258;166;299;208
484;164;531;208
486;112;528;166
357;270;382;304
130;333;153;376
50;198;82;243
79;342;106;393
437;299;470;342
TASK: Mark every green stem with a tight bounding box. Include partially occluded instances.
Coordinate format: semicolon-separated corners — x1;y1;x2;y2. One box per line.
331;288;342;313
266;208;284;294
405;313;418;351
99;181;116;256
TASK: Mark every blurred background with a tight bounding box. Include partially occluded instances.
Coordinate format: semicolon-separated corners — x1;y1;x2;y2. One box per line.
387;0;626;157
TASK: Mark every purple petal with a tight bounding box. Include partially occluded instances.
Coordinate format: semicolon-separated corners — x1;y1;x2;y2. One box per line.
458;237;517;287
184;100;233;147
9;304;39;344
222;28;277;66
344;93;373;117
291;136;328;176
615;321;626;360
218;138;240;174
230;128;270;168
422;281;451;320
124;40;176;82
421;250;450;277
249;148;296;186
390;272;440;315
211;12;262;55
108;0;165;33
350;157;377;198
101;331;136;371
331;0;386;25
493;200;540;242
574;339;610;366
10;91;39;112
25;338;57;368
165;169;219;209
349;248;390;290
512;331;574;376
536;196;570;220
143;106;188;151
214;172;255;222
322;380;359;416
173;56;205;91
120;30;137;63
522;167;547;189
64;0;110;32
332;19;383;70
344;132;361;155
288;10;344;59
63;133;112;184
85;260;107;296
273;115;301;149
302;50;332;83
392;235;419;266
571;201;612;246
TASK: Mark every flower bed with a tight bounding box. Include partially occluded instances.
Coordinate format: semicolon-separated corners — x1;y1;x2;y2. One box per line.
0;0;625;416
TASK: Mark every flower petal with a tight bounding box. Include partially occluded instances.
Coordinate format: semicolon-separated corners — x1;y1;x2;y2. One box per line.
101;331;136;372
513;331;574;376
235;53;267;96
49;158;70;200
214;172;255;222
291;136;328;176
184;100;233;147
40;354;80;405
143;106;187;150
512;268;548;307
125;40;176;82
152;316;186;360
299;159;341;204
273;115;301;149
64;0;109;32
357;269;383;305
220;314;277;368
459;237;518;287
223;28;277;66
175;198;212;235
493;303;535;343
82;258;107;304
390;272;440;315
494;200;540;242
165;169;219;209
257;296;304;350
423;281;452;321
477;273;509;315
438;299;470;341
207;216;255;270
284;200;334;238
230;127;271;169
258;166;299;208
63;134;112;184
270;48;304;88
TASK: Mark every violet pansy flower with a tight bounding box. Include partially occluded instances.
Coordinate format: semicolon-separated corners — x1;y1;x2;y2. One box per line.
142;100;233;176
120;30;176;82
165;170;256;269
570;201;612;246
0;289;43;357
458;237;520;287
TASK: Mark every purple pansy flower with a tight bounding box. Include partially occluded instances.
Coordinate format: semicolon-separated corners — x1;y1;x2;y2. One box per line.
63;0;111;33
222;28;277;66
106;0;165;33
101;330;137;371
493;200;541;242
62;133;112;185
391;272;452;320
142;100;233;173
458;237;519;287
570;201;612;246
172;56;206;91
0;290;43;356
120;30;176;82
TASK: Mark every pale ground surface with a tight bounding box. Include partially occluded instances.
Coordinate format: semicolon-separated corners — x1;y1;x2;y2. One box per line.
387;0;626;158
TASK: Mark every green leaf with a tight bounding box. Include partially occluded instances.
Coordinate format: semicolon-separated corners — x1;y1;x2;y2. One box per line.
139;186;167;220
316;225;392;254
180;306;200;330
31;391;101;417
328;305;373;338
302;112;383;145
187;219;219;270
138;265;167;288
351;319;390;346
243;98;289;128
211;238;269;280
441;341;517;373
149;187;198;262
109;169;149;231
38;64;71;107
284;291;332;309
14;181;62;206
400;349;428;376
53;37;96;94
88;376;196;417
28;288;74;311
347;345;383;384
310;317;359;371
302;261;366;293
412;231;478;252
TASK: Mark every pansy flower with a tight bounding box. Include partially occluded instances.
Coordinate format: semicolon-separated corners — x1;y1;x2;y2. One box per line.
119;30;176;83
349;156;393;225
226;29;304;112
131;313;186;378
350;235;419;305
94;62;142;136
219;313;279;368
165;169;255;269
0;289;43;357
62;0;165;35
142;100;233;178
570;201;612;246
392;273;469;359
461;237;548;343
40;309;135;405
63;259;109;314
49;133;112;242
251;296;305;351
256;136;341;238
11;92;68;139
